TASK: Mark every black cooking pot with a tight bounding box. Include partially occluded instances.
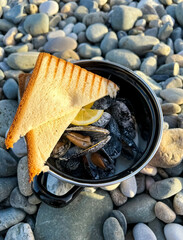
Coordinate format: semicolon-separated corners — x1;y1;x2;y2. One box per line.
32;60;163;207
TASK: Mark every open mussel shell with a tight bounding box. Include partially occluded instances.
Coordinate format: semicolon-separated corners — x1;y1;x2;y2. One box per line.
51;137;71;159
60;126;111;161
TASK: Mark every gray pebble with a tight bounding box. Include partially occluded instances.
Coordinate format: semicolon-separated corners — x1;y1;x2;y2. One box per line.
158;22;173;40
148;218;166;240
0;47;4;61
140;56;157;76
24;13;49;36
164;223;183;240
7;52;39;71
175;2;183;27
3;27;18;46
145;27;159;37
152;42;171;56
4;4;26;24
164;115;178;128
110;210;127;234
4;45;28;53
0;208;26;231
86;23;108;43
10;137;27;158
49;15;61;28
5;223;35;240
3;78;18;99
0;177;17;202
103;217;125;240
32;35;47;49
177;114;183;128
119;194;156;223
44;36;77;53
173;190;183;215
165;162;183;177
119;35;159;56
136;173;146;194
106;49;141;70
73;22;86;34
10;187;37;215
174;38;183;53
74;6;88;21
17;156;33;197
162;103;181;115
171;27;182;42
0;19;15;32
111;5;142;31
83;12;108;26
133;223;157;240
28;194;41;205
77;31;87;43
155;62;179;76
160;88;183;104
78;43;101;58
120;176;137;198
0;100;18;137
0;148;17;177
162;76;183;89
100;31;118;55
149;177;183;200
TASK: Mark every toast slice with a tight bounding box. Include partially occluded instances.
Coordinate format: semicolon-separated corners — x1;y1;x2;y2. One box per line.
19;73;80;181
6;53;119;149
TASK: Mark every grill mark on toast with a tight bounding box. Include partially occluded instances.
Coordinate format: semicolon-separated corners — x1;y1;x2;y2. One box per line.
44;55;52;78
97;76;102;97
89;73;95;98
60;60;67;85
53;58;60;79
82;71;88;94
74;67;81;91
66;64;74;90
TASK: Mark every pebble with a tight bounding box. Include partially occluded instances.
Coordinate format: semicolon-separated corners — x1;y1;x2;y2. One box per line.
0;148;17;177
110;210;127;234
74;6;88;22
173;190;183;215
24;13;49;36
73;22;86;34
0;177;17;202
100;31;118;55
110;188;128;206
156;62;179;76
161;103;181;115
158;22;173;40
47;30;65;40
78;43;101;58
119;35;159;56
63;23;74;35
86;23;108;43
120;176;137;198
160;88;183;104
4;4;26;24
3;27;18;46
103;217;125;240
164;223;183;240
119;194;156;223
7;52;39;71
174;39;183;53
149;177;183;200
152;42;171;56
44;36;77;53
54;49;80;61
61;2;78;15
0;70;4;81
140;56;157;76
32;35;47;49
136;173;146;194
135;71;162;94
162;76;183;89
140;164;158;176
161;14;175;26
17;156;33;197
0;100;18;137
163;115;178;128
106;49;141;70
165;162;183;176
10;187;37;214
0;208;26;231
0;19;15;32
49;15;61;28
155;201;176;223
175;2;183;27
39;1;59;16
166;54;183;67
100;183;120;191
34;190;113;240
83;12;108;26
133;223;157;240
21;34;32;43
0;47;4;61
111;6;142;31
4;45;29;53
5;223;35;240
28;194;41;205
25;4;38;14
3;78;18;99
148;218;166;240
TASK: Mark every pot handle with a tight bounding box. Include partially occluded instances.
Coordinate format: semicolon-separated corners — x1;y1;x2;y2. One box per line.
32;172;83;208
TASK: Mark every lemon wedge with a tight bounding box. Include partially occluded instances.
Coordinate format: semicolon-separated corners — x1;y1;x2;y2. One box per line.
71;108;104;126
84;102;94;109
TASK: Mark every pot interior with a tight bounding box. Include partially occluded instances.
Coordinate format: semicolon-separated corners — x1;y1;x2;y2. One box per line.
46;61;163;185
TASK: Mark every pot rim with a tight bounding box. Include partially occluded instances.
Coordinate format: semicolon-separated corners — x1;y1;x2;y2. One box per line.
45;60;163;187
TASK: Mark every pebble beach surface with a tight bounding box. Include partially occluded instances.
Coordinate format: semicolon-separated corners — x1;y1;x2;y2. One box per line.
0;0;183;239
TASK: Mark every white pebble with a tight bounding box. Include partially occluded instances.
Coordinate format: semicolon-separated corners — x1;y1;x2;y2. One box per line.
133;223;157;240
0;47;4;61
173;190;183;215
135;19;146;27
164;223;183;240
140;164;157;176
21;34;32;43
161;14;175;27
100;183;120;191
61;2;78;15
120;176;137;198
63;23;74;35
47;30;65;40
39;1;59;16
3;27;18;46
